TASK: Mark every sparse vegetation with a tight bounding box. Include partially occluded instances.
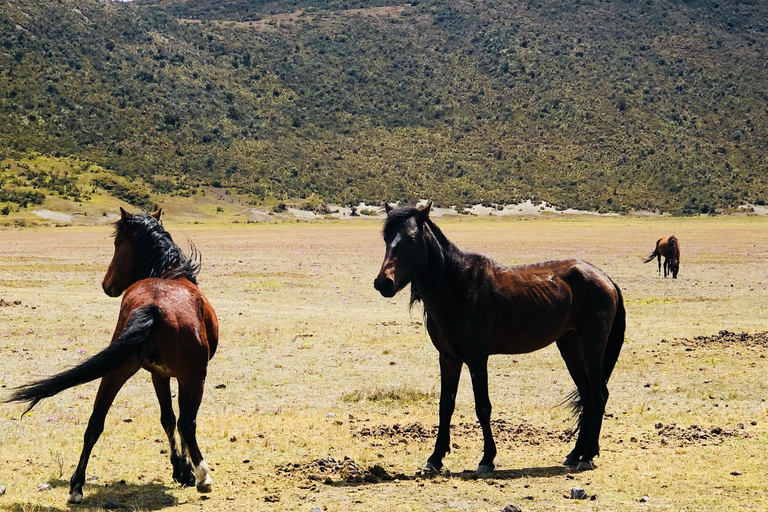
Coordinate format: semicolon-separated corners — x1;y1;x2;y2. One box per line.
1;217;768;510
0;0;766;213
341;385;438;404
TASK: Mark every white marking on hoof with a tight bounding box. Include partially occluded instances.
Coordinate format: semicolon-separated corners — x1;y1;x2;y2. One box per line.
422;462;440;474
194;461;213;493
67;491;83;504
476;464;494;475
576;460;596;471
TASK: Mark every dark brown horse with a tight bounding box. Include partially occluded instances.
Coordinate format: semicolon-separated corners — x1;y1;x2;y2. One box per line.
5;208;218;503
643;235;680;278
374;203;625;473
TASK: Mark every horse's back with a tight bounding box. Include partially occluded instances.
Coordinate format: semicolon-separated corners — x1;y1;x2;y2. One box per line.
486;259;618;354
119;278;218;373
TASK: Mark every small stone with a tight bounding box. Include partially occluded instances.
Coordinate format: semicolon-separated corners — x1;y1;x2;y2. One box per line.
0;483;5;495
654;422;663;429
326;413;336;418
122;418;132;423
214;384;226;389
501;505;522;512
311;508;323;512
37;484;52;491
640;495;649;503
570;487;588;500
88;475;99;481
731;470;742;476
104;498;120;509
230;436;237;442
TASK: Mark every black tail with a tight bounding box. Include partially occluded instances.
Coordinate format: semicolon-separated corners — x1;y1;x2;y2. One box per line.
603;284;625;381
642;249;658;263
5;305;159;415
564;284;626;417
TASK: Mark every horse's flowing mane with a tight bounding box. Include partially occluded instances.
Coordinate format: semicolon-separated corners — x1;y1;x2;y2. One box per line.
114;213;200;284
667;235;680;264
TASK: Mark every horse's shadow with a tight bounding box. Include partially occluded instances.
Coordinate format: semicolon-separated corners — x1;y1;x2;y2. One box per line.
5;480;178;512
451;465;573;480
324;464;572;487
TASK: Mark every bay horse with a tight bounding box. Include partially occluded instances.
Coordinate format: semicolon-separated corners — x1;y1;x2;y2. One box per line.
373;203;625;473
5;208;218;503
643;235;680;278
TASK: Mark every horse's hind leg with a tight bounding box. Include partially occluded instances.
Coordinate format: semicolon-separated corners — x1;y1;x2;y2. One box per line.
467;356;497;474
425;352;462;473
152;374;194;486
657;255;662;276
68;361;140;503
177;377;212;493
556;334;593;468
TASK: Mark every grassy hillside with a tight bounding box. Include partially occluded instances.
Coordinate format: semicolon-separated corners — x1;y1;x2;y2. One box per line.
0;0;767;214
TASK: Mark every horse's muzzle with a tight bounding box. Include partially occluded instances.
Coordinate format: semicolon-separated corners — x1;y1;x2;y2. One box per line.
373;276;396;297
102;282;121;298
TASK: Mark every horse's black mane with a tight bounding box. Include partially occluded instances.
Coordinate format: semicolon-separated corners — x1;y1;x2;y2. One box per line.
667;235;680;264
114;213;200;284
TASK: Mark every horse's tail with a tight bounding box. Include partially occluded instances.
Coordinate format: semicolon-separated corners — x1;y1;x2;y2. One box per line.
642;241;660;263
5;305;159;416
564;283;625;418
603;284;625;382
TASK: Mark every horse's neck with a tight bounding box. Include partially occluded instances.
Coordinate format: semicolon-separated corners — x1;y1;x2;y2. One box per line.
413;226;463;318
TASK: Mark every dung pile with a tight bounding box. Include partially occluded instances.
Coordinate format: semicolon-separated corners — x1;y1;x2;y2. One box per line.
352;419;571;446
668;330;768;349
647;423;750;446
275;457;399;484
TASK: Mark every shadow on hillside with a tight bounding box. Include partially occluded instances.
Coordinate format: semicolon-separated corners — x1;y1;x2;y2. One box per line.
6;481;179;512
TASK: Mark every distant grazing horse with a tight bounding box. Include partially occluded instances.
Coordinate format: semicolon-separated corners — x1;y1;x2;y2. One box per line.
643;235;680;278
5;208;218;503
373;203;625;473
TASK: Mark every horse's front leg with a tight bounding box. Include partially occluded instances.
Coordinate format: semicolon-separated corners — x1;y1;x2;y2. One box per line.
468;356;496;474
425;352;462;473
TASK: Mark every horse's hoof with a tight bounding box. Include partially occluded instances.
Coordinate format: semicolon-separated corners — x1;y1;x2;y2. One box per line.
67;491;83;504
576;460;596;471
563;456;579;467
476;464;495;475
196;474;213;493
178;472;196;487
422;462;441;474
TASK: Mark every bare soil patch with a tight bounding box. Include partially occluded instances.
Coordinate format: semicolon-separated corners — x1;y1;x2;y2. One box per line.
644;423;751;446
352;419;573;446
667;329;768;348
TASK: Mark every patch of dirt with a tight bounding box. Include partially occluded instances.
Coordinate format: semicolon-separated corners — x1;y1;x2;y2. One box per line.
666;330;768;349
352;419;572;446
275;457;402;484
645;423;751;446
32;209;73;222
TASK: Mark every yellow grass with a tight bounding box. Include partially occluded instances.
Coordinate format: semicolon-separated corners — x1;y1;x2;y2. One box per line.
1;215;767;511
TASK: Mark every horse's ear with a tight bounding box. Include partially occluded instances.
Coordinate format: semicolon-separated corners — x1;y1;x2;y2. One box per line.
151;208;162;220
119;207;131;220
417;201;432;223
382;202;392;214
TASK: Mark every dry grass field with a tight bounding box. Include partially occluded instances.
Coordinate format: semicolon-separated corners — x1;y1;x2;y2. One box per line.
0;215;767;511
